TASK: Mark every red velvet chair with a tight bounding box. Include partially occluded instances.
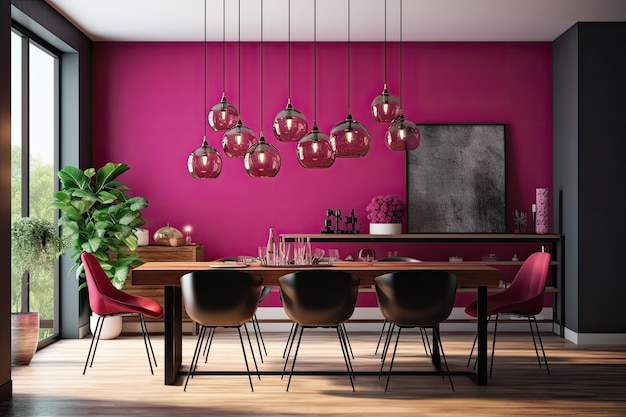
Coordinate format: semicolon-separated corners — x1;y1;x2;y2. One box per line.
81;252;164;375
465;251;552;376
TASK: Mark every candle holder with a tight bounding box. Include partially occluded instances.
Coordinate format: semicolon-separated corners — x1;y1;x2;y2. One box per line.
183;225;193;244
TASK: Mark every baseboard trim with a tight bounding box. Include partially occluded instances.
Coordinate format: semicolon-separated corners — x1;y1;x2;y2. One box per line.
563;328;626;345
121;306;556;335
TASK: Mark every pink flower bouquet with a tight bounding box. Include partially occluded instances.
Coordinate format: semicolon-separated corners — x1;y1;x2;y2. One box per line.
366;195;405;224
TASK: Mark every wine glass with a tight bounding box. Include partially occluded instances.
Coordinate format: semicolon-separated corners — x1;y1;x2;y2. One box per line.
328;249;340;265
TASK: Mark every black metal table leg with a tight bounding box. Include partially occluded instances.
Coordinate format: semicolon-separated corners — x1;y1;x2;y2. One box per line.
476;285;488;385
164;285;182;385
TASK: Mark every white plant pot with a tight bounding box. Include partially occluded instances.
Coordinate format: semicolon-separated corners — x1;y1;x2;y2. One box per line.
369;223;402;235
135;229;150;246
90;314;123;340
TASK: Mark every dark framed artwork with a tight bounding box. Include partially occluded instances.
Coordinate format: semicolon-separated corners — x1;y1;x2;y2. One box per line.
406;124;506;233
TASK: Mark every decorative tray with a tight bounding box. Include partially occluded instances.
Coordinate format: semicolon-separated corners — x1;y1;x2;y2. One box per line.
208;263;249;268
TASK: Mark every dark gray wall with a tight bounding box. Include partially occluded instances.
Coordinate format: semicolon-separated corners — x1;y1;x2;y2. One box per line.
554;22;626;334
1;0;13;401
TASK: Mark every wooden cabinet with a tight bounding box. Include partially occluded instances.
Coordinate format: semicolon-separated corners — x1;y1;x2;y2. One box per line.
124;244;204;326
128;244;204;263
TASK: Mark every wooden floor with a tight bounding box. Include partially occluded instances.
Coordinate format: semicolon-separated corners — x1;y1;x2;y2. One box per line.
3;330;626;416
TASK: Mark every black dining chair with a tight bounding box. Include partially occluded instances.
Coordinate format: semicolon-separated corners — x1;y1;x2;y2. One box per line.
373;256;426;356
180;269;262;391
279;270;360;391
374;269;457;391
214;256;271;361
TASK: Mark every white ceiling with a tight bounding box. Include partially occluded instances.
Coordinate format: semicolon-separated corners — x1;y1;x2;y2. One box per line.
44;0;626;43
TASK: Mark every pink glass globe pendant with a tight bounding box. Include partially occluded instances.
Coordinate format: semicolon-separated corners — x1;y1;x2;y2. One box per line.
208;93;239;132
187;137;222;178
386;114;420;151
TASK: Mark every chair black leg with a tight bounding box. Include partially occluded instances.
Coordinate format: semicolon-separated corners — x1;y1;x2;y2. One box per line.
252;314;268;358
375;319;389;355
420;327;432;357
384;326;403;391
192;326;210;379
184;326;207;391
83;314;104;374
434;326;455;392
380;322;395;365
283;322;296;359
468;315;492;370
282;324;299;379
379;323;395;376
338;325;355;375
467;332;478;368
286;325;305;392
243;323;260;379
529;315;551;375
336;326;355;391
341;323;355;360
489;314;499;377
236;326;255;392
138;314;156;374
202;327;215;361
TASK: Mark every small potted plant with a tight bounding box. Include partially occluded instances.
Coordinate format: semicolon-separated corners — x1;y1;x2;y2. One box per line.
11;217;69;365
366;195;405;235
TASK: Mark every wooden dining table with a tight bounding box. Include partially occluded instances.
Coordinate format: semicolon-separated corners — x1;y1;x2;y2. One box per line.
130;261;499;386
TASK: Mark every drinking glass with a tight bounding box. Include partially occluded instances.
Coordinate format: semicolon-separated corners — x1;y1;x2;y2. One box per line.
328;249;339;265
258;246;268;265
293;238;305;265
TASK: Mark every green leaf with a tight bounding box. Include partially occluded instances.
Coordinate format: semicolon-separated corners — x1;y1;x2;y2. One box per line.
94;163;129;193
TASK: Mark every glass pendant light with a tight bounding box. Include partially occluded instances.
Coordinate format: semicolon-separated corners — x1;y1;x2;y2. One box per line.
245;0;281;177
188;136;222;178
272;0;308;142
385;0;420;152
208;0;238;132
297;0;336;168
330;0;371;158
386;114;420;151
223;0;257;158
370;0;401;123
188;0;222;178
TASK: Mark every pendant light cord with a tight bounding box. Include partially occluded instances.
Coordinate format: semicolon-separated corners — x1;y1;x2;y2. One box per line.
238;0;241;113
384;0;387;84
399;0;403;108
288;0;291;99
222;0;226;94
313;0;317;123
203;0;207;139
347;0;351;113
260;0;264;134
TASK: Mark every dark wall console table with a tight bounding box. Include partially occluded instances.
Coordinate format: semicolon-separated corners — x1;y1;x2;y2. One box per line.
282;233;564;336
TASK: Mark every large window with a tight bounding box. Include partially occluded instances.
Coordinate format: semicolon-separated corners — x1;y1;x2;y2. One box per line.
11;28;60;342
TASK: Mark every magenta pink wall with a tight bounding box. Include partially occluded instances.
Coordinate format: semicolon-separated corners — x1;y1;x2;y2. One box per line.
92;41;552;307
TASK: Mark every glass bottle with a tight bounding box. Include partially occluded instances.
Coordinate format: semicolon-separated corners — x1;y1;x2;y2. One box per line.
266;227;276;266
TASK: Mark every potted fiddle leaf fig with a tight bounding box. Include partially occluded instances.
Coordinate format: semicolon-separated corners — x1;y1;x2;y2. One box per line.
50;163;149;339
11;216;69;365
50;162;149;290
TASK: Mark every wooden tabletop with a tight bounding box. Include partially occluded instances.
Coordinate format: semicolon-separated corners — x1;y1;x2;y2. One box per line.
130;261;500;287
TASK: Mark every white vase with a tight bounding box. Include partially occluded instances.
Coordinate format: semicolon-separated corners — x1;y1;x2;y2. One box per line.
369;223;402;235
89;314;123;340
135;228;149;246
